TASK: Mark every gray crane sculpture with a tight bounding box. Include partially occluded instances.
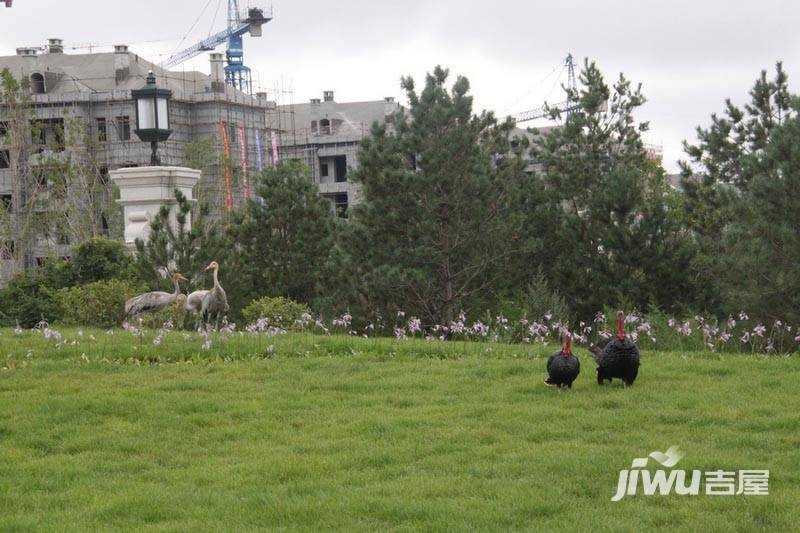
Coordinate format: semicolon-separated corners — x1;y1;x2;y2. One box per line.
124;273;188;319
200;261;229;330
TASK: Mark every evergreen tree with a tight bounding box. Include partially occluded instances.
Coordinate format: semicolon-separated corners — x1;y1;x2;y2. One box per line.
226;161;335;309
682;63;800;322
533;60;698;317
349;66;528;325
134;189;227;295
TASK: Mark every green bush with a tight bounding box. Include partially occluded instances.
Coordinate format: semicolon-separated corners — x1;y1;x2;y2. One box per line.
72;238;136;285
56;280;144;328
242;296;311;329
0;273;61;327
519;270;573;324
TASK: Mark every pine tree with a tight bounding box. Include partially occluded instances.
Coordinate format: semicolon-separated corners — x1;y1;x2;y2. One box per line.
349;66;527;325
226;161;335;308
683;63;800;322
134;189;226;295
533;60;697;317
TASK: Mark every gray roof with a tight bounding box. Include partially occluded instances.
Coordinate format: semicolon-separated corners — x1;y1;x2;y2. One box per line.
0;50;260;104
283;98;401;137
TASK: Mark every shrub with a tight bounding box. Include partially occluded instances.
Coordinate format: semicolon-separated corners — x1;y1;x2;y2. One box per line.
72;238;136;285
518;270;573;325
56;279;143;328
242;296;311;330
0;273;61;327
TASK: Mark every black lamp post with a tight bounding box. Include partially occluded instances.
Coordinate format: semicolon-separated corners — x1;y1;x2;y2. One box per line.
132;70;172;166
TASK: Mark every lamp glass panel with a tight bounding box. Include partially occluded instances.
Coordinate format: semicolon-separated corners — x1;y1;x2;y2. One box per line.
157;97;169;129
137;98;156;129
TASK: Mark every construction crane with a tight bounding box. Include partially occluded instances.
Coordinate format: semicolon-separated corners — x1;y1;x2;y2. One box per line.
514;54;579;124
160;1;271;94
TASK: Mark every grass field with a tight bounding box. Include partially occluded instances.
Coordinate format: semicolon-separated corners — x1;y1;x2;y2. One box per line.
1;328;798;531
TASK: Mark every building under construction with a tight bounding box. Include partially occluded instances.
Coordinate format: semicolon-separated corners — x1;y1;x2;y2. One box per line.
274;91;402;216
0;41;270;279
0;41;401;282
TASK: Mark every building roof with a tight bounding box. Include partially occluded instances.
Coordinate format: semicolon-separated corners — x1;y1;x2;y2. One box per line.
0;49;261;105
283;96;401;138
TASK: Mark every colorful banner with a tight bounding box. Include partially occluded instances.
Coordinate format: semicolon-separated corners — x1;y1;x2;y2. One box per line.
254;129;264;172
270;130;279;166
218;122;232;211
238;125;248;199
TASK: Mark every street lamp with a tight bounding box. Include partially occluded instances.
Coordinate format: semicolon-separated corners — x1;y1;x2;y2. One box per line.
132;70;172;166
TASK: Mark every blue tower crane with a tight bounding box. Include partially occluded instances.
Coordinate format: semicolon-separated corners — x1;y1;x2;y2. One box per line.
161;1;271;95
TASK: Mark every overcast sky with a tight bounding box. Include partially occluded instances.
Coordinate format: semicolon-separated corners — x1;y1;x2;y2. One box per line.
2;0;799;172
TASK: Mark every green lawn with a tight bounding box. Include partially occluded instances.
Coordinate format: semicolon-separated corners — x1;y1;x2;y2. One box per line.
0;328;798;531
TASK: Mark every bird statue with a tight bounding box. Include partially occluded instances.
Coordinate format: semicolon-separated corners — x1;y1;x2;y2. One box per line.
595;311;641;386
200;261;229;329
124;273;188;318
545;332;580;388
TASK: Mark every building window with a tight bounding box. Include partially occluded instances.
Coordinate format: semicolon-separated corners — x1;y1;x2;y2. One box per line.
320;162;329;178
334;155;347;183
96;117;107;142
32;166;48;187
30;73;45;94
116;116;130;141
99;166;109;185
1;193;12;212
56;226;70;245
31;119;65;152
333;192;348;218
1;240;14;260
228;123;237;144
0;121;7;137
311;120;318;134
0;149;9;169
319;118;330;135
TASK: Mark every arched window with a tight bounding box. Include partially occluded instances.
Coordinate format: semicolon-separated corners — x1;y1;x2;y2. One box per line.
319;118;330;135
30;73;45;94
